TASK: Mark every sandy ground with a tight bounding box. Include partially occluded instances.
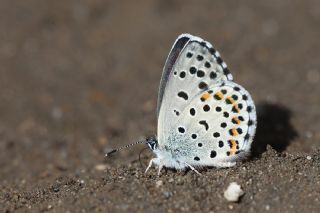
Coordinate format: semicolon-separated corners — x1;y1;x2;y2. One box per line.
1;0;320;212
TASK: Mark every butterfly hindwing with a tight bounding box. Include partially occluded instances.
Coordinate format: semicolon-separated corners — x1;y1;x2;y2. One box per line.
170;81;256;166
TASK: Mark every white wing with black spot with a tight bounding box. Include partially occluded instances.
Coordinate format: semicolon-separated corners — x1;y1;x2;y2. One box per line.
157;34;233;144
170;81;257;165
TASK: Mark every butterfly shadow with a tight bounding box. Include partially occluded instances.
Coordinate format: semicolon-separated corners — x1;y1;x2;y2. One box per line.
250;102;298;158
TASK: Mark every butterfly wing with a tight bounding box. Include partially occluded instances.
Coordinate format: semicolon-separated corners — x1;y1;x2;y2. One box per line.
157;34;233;146
173;81;256;166
156;34;256;166
157;34;233;118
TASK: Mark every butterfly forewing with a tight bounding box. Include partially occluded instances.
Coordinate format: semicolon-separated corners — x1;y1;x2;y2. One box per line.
157;34;233;147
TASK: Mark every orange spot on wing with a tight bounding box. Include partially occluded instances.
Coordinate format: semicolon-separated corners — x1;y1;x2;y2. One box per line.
200;92;210;101
226;96;235;104
233;104;240;113
231;128;238;136
229;139;237;155
214;92;224;100
233;117;241;124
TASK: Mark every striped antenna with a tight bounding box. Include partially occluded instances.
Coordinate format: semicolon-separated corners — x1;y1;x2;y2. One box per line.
105;140;147;157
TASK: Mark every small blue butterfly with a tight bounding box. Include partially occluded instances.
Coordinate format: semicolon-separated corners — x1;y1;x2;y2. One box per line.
107;34;257;176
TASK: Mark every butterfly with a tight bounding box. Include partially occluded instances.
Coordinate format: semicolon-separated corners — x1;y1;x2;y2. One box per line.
107;34;257;176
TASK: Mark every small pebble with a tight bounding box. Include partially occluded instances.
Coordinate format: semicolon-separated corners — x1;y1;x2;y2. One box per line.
79;180;85;186
163;191;172;198
306;156;312;160
156;180;163;188
266;205;270;210
224;182;244;202
95;164;107;171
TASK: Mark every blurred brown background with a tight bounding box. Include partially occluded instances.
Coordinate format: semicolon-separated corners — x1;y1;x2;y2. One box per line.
1;1;320;212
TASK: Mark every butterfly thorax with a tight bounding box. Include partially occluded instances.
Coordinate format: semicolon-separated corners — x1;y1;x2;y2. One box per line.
147;134;193;170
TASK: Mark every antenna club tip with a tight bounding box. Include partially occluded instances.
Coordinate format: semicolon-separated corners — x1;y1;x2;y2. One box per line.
105;149;117;157
104;140;147;157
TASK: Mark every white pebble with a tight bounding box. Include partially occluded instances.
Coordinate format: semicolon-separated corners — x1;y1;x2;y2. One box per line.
224;182;244;202
307;156;312;160
266;205;270;210
156;180;163;188
95;164;107;171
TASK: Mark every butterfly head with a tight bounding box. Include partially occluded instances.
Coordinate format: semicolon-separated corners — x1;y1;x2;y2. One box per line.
146;136;158;150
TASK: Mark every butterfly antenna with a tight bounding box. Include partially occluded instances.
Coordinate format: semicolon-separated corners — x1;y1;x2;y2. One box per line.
105;140;147;157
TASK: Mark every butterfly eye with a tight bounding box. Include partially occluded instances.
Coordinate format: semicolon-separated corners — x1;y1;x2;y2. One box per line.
147;140;158;150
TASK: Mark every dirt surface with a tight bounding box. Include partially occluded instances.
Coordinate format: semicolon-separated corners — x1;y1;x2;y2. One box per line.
1;0;320;212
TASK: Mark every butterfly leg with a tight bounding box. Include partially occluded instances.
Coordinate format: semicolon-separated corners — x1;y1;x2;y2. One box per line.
157;164;164;177
145;158;155;174
185;162;201;175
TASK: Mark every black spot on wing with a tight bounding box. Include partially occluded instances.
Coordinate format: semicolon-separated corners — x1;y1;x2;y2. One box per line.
173;109;180;116
178;127;185;133
244;133;250;140
209;47;216;55
199;120;209;131
213;132;220;138
210;72;217;79
179;71;186;78
220;122;227;128
198;82;208;90
223;68;231;76
190;108;196;116
210;150;217;158
197;70;205;78
177;91;188;100
221;89;227;94
216;57;223;64
205;62;211;68
203;104;210;112
197;55;204;61
189;67;197;74
234;86;240;91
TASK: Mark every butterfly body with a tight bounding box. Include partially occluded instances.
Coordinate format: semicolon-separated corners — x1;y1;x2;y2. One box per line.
146;34;257;175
